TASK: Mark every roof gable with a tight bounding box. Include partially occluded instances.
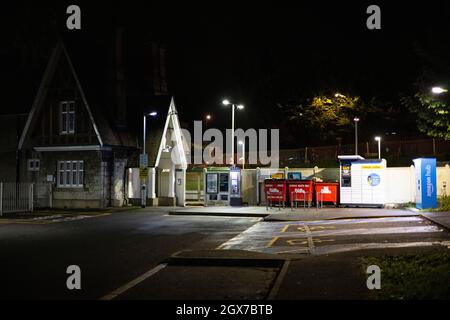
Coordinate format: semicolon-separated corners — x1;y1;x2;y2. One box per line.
18;41;103;150
146;97;188;169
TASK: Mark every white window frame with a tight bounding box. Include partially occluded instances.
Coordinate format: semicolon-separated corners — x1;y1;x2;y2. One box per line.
57;160;84;188
60;101;76;135
28;159;40;171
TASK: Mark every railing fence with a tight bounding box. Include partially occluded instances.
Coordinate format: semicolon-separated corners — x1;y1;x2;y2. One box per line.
0;182;34;216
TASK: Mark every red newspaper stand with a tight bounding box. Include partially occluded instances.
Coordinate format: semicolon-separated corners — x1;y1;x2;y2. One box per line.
264;179;287;208
315;182;339;207
287;180;313;208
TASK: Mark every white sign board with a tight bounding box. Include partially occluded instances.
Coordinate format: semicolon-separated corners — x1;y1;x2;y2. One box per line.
139;154;148;168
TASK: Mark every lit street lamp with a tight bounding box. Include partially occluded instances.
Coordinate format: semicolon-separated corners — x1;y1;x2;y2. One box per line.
205;114;212;130
354;117;360;155
222;99;244;165
375;136;381;160
431;87;448;95
238;140;246;170
141;111;158;208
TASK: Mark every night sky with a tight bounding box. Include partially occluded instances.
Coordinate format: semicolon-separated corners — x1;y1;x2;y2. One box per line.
1;1;449;147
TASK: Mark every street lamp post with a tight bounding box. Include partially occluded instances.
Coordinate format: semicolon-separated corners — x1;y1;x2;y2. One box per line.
222;99;244;165
375;136;381;160
141;111;158;208
354;117;360;155
239;140;246;170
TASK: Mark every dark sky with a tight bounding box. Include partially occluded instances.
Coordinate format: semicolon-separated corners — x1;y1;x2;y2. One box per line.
1;1;449;146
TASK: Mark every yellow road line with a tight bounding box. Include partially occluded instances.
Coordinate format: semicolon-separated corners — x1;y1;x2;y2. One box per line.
281;225;289;233
266;237;279;248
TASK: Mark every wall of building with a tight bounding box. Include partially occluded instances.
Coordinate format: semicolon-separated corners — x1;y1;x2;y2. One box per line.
111;158;128;207
242;169;257;205
0;152;17;182
20;150;107;208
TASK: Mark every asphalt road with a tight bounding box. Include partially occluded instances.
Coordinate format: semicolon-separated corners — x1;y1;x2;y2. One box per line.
0;208;260;299
1;209;449;300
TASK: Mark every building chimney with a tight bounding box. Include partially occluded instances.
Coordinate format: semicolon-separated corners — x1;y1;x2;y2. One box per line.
152;42;168;96
115;27;127;127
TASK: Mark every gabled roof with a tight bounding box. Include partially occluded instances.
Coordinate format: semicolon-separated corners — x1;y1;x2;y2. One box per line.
144;96;188;169
18;40;142;151
18;41;103;150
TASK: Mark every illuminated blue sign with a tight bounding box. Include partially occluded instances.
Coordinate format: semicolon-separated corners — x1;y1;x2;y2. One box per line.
413;158;437;210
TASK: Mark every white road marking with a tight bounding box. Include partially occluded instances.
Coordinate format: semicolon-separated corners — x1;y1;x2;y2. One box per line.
100;263;168;300
279;226;443;237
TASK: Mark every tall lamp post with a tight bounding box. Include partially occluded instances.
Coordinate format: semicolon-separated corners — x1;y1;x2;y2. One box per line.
141;111;158;208
222;99;244;165
375;136;381;160
238;140;246;170
354;117;360;155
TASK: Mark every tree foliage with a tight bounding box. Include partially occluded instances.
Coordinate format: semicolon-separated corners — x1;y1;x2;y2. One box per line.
401;91;450;140
280;94;362;142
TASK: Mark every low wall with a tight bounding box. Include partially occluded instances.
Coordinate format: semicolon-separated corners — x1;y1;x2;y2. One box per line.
243;165;450;205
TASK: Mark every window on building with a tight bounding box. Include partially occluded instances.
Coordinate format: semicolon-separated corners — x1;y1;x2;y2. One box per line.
60;101;75;134
57;161;84;188
28;159;40;171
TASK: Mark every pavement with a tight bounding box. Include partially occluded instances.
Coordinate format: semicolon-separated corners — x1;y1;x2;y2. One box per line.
218;215;450;256
170;205;420;221
419;211;450;231
170;206;270;217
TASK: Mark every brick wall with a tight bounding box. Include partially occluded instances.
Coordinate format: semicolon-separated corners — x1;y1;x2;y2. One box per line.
21;150;107;208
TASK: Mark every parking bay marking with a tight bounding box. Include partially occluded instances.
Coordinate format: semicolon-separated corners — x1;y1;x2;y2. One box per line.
268;237;335;247
282;224;336;233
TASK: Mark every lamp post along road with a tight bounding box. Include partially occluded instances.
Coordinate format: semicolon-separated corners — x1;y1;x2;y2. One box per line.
375;136;381;160
239;140;246;170
354;117;360;155
231;104;235;165
222;100;244;166
141;112;158;208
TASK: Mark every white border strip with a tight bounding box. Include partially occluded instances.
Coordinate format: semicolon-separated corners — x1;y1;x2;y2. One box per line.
34;145;111;152
100;263;168;300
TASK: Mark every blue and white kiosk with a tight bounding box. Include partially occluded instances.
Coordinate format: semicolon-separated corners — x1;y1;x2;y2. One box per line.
413;158;437;210
338;155;387;207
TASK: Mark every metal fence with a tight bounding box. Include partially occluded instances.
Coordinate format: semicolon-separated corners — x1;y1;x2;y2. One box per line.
278;138;450;167
0;182;34;216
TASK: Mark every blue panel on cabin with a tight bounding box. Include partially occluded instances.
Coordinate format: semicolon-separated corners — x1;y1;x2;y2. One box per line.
414;158;437;210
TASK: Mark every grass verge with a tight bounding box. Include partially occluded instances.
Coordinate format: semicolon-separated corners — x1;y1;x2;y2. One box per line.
361;252;450;300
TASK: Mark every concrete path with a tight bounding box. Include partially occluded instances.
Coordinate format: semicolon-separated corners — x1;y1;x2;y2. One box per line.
170;206;270;217
170;206;419;221
420;211;450;230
